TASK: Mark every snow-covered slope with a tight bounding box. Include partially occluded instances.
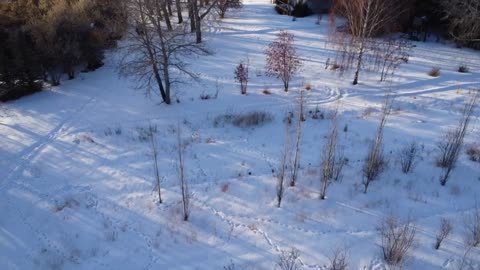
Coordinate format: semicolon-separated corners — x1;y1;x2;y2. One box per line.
1;1;479;269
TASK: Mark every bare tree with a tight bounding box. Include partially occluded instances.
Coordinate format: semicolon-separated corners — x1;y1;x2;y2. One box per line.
277;247;301;270
118;0;206;104
148;123;162;204
379;215;416;266
436;91;478;186
362;96;392;193
435;218;453;250
439;0;480;48
328;248;349;270
320;107;339;200
332;0;404;85
265;31;302;92
177;124;190;221
290;90;305;187
277;123;290;208
174;0;183;23
234;59;249;95
398;141;419;174
189;0;220;43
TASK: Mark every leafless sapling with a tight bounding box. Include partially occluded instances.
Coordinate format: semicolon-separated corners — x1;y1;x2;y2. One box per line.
177;124;190;221
265;31;302;92
362;96;392;193
436;91;478;186
148;123;162;204
379;39;412;82
320;107;339;200
277;123;290;208
398;141;419;174
234;59;249;95
379;215;416;266
435;218;453;250
277;247;301;270
290;90;305;187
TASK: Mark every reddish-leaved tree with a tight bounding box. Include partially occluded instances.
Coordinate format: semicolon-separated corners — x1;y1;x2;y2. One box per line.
234;60;249;95
265;31;302;92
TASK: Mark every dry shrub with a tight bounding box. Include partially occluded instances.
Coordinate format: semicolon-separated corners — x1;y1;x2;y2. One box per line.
328;248;349;270
379;215;416;266
214;111;274;128
435;218;453;250
221;183;230;193
458;64;469;73
466;144;480;162
263;89;272;95
429;67;441;77
463;204;480;247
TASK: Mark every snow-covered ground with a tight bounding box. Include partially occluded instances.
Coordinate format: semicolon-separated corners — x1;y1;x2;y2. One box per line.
1;1;480;269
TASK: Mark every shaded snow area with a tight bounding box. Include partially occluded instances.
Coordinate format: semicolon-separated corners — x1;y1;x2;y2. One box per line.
1;1;480;269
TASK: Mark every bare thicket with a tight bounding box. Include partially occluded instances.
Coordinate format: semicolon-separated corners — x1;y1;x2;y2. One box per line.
378;39;412;82
265;31;302;92
234;59;249;95
277;248;301;270
277;123;290;208
332;0;404;85
379;215;416;266
320;107;340;200
439;0;480;48
177;124;190;221
398;142;419;174
463;203;480;247
148;123;162;204
362;96;392;193
290;90;305;187
436;91;478;186
216;0;242;19
328;248;349;270
119;0;207;104
435;218;453;250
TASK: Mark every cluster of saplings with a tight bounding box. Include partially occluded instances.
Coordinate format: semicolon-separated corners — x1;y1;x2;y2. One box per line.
0;0;127;101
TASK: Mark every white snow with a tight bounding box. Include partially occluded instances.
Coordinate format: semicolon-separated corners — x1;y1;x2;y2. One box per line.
1;0;480;269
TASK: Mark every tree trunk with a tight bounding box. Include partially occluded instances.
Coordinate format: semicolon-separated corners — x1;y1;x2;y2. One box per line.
167;0;173;16
189;0;196;33
161;0;173;30
175;0;183;23
193;0;202;43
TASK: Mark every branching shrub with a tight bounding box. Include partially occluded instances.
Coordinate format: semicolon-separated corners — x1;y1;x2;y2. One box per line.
277;248;300;270
464;204;480;247
436;91;478;185
435;218;453;250
328;248;349;270
234;59;249;95
379;215;416;266
398;142;419;174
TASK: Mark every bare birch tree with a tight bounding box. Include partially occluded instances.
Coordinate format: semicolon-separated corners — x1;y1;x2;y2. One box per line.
332;0;403;85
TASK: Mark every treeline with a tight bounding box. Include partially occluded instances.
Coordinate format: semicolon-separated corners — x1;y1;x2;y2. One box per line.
0;0;127;101
332;0;480;49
